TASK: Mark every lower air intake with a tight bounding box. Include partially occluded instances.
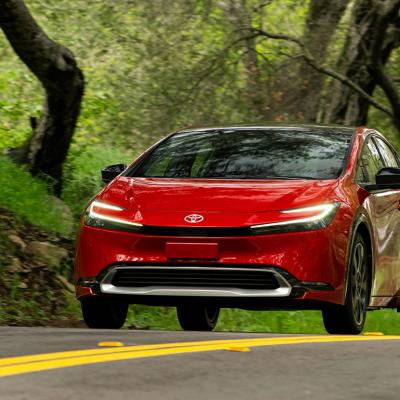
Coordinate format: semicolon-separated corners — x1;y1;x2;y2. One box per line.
111;267;280;290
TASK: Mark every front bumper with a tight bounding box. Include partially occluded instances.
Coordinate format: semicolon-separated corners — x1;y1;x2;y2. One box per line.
75;219;349;306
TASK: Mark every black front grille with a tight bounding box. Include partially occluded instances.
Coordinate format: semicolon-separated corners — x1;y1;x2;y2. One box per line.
140;226;251;237
111;267;280;290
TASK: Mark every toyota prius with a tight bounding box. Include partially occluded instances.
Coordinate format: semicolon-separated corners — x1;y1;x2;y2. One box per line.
74;125;400;334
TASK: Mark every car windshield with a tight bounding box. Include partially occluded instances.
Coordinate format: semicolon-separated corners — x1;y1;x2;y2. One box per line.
131;128;352;180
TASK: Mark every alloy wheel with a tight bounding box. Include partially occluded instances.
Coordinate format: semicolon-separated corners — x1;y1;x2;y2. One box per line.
350;241;368;326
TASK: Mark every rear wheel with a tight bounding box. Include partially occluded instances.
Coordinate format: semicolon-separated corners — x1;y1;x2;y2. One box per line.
81;298;128;329
177;305;220;331
322;233;370;334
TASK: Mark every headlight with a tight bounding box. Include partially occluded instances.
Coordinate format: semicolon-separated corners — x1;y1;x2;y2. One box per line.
249;202;340;235
84;200;143;233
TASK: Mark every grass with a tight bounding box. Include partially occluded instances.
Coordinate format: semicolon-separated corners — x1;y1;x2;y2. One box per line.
0;290;81;327
0;156;72;235
125;306;400;335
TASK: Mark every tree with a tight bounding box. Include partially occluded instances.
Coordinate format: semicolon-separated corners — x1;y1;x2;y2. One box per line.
0;0;84;194
241;0;400;136
322;0;400;128
257;0;350;122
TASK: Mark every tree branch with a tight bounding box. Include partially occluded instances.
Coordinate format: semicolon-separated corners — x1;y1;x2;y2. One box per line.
0;0;77;92
252;1;273;13
247;28;394;117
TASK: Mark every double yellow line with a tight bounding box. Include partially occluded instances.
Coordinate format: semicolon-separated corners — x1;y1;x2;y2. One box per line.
1;335;400;378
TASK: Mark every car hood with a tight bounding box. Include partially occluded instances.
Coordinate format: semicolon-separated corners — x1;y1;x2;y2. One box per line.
98;177;337;227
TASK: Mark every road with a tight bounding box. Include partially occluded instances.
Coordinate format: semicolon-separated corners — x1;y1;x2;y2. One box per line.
1;327;400;400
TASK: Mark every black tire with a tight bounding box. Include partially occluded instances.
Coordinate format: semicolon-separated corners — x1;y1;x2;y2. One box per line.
177;305;220;331
322;233;370;334
81;298;128;329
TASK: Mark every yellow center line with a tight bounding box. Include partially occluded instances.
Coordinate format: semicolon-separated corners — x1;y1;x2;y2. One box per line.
0;336;321;367
1;335;400;378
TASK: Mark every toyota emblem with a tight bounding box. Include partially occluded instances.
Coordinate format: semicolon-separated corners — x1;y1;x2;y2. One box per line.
184;214;204;223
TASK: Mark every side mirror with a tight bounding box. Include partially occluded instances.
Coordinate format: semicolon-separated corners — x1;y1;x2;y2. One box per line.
101;163;127;184
376;167;400;185
365;167;400;191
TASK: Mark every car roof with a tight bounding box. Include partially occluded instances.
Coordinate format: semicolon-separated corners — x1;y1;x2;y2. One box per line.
176;123;356;136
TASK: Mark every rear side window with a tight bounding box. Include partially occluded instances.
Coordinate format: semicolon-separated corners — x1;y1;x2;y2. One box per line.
131;129;352;180
374;137;399;168
356;138;385;183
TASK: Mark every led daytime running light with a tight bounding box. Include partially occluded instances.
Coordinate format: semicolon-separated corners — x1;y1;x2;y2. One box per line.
86;200;143;229
91;200;125;211
250;203;339;231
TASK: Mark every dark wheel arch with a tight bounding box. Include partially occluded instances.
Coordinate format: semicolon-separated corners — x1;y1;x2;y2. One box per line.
344;215;373;303
323;232;370;334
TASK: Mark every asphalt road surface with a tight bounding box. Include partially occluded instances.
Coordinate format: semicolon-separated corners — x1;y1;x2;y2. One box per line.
1;327;400;400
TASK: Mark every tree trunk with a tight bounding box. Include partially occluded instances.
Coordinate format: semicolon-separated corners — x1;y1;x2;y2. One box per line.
264;0;349;122
322;0;399;127
227;0;265;117
297;0;349;121
0;0;84;194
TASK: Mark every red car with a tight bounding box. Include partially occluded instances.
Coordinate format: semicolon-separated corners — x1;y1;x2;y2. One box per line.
74;125;400;334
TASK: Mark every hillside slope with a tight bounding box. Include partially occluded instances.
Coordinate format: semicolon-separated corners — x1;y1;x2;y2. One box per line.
0;208;80;325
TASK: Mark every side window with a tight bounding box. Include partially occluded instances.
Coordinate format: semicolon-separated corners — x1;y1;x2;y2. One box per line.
374;137;399;168
356;138;385;183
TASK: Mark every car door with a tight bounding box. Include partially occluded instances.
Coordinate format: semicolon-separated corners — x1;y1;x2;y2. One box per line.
373;136;400;299
356;136;400;299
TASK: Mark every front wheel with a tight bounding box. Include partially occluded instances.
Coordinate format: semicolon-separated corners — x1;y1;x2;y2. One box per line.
81;298;128;329
177;305;220;331
322;233;370;334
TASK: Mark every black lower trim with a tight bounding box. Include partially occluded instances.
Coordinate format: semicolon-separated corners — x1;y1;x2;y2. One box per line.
140;225;251;237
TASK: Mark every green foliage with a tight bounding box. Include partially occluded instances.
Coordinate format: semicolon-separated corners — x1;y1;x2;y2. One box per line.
0;0;315;152
0;157;72;235
218;309;325;333
0;228;11;278
1;0;398;154
0;55;42;149
62;144;134;218
125;306;400;335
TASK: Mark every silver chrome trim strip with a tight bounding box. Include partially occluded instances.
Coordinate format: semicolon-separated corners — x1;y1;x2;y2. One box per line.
100;266;292;297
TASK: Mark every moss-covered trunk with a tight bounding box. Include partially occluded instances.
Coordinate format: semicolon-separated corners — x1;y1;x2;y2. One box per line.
0;0;84;194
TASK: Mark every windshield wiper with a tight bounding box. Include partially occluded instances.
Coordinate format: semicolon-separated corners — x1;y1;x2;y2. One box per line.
270;175;317;180
143;175;318;180
214;175;318;180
